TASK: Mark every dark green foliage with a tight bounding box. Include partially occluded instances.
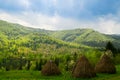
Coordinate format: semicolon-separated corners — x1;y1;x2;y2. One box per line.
117;49;120;53
54;58;60;66
26;60;31;70
0;57;27;71
65;55;71;71
35;59;44;71
38;59;43;70
35;61;39;70
106;41;117;56
35;59;43;70
73;52;77;62
114;54;120;65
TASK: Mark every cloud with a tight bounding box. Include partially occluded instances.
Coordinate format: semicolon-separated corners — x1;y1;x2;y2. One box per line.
0;10;120;34
95;14;120;34
0;11;33;27
0;0;119;19
0;0;120;34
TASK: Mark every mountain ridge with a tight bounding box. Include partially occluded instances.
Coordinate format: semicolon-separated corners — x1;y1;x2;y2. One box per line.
0;20;120;48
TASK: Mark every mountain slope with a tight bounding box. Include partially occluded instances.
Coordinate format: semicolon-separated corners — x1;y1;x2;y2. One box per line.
0;20;120;49
0;20;81;49
50;29;120;48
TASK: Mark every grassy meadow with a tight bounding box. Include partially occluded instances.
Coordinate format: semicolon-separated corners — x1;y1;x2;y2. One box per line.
0;65;120;80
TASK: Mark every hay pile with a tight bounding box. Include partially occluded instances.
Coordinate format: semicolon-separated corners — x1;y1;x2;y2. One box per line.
72;55;96;78
95;54;116;74
41;60;61;76
105;50;113;59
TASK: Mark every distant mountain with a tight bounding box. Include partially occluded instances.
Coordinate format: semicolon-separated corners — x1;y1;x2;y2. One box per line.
0;20;50;36
0;20;120;49
110;34;120;41
50;29;120;48
0;20;80;50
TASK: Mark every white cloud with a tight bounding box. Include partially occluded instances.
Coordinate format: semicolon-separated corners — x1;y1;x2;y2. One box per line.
0;11;33;27
0;11;120;34
93;14;120;34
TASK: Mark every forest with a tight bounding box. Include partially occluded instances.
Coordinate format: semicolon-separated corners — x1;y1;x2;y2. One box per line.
0;20;120;80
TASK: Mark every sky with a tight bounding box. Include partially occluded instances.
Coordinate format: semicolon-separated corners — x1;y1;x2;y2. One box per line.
0;0;120;34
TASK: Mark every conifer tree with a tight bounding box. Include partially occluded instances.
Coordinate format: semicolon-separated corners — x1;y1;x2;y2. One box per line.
105;41;117;56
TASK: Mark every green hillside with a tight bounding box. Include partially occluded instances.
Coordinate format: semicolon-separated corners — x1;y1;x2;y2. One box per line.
0;20;120;49
50;29;120;48
0;20;83;54
50;29;114;41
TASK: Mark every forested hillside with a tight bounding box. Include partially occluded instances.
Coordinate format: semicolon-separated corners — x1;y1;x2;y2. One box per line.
50;29;120;48
0;20;81;49
0;20;120;50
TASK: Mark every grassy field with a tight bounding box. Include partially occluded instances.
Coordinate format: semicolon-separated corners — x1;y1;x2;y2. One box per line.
0;65;120;80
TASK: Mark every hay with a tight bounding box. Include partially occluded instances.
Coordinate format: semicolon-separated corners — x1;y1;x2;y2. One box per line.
41;60;61;76
95;54;116;74
105;50;113;59
72;55;96;78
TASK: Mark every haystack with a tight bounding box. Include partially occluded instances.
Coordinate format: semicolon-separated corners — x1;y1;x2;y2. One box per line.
95;54;116;74
105;50;113;59
72;55;96;78
41;60;61;76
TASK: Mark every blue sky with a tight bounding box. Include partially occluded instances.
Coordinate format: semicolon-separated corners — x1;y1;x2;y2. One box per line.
0;0;120;34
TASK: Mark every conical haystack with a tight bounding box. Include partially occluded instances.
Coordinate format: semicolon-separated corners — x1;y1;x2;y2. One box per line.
41;60;61;76
72;55;96;78
95;54;116;74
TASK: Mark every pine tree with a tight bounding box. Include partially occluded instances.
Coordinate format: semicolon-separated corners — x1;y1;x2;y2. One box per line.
105;41;117;56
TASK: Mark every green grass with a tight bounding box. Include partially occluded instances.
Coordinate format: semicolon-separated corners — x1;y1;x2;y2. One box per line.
0;65;120;80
